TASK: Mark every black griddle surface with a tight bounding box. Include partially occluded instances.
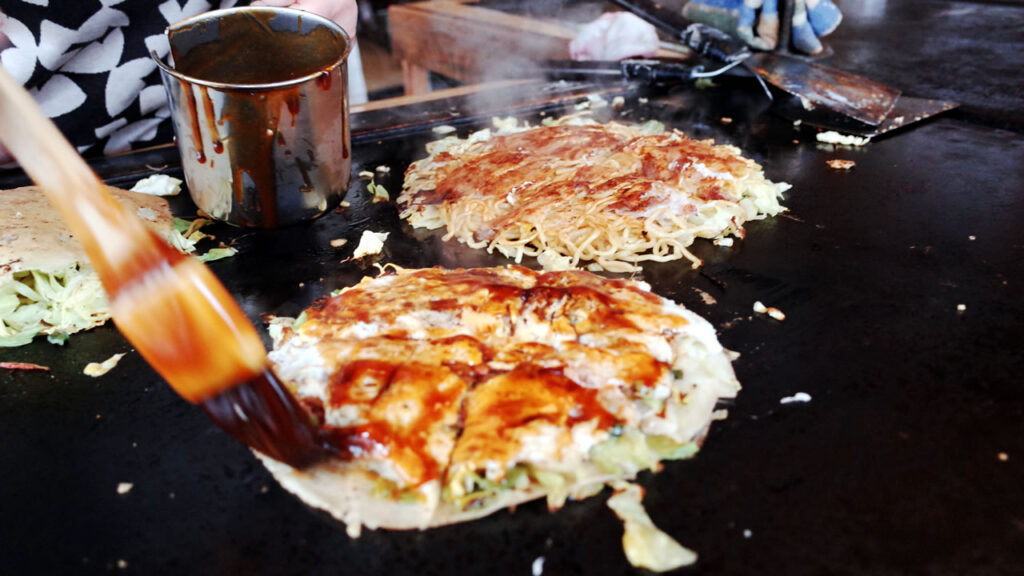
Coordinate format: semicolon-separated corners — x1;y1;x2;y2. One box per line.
3;2;1024;572
3;89;1022;576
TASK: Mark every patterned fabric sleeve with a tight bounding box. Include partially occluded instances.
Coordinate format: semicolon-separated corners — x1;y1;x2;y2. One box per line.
1;0;240;158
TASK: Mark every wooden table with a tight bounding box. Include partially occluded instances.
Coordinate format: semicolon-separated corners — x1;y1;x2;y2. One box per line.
387;1;683;95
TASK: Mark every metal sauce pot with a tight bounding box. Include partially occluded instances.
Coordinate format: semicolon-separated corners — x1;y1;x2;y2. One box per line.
154;6;352;228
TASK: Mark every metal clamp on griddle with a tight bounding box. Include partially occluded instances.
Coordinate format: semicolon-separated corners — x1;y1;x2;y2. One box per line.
680;22;752;64
541;58;748;86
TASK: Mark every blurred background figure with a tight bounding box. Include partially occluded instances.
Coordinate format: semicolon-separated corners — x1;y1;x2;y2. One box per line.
0;1;364;165
682;0;842;54
567;0;843;68
250;0;367;103
569;11;661;61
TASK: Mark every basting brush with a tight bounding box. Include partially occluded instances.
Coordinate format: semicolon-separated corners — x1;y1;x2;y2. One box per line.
0;66;327;468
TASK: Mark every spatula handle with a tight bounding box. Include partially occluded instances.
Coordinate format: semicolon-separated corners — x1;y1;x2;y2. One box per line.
610;0;749;62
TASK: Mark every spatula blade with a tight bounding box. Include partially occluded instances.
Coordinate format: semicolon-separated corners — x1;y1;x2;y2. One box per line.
748;52;901;126
774;93;958;137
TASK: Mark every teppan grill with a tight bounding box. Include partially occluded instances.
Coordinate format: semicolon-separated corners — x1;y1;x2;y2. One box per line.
2;1;1022;574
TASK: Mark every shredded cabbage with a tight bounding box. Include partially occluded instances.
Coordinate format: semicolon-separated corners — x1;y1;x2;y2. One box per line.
442;430;701;513
367;181;390;203
607;483;697;571
590;428;661;476
198;247;238;262
0;266;108;347
445;464;555;511
0;217;229;347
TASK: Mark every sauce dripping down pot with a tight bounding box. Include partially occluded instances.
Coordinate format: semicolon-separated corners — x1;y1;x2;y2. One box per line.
153;6;352;228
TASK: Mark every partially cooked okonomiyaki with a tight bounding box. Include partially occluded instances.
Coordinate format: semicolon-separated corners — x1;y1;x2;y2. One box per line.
398;116;788;272
263;265;739;547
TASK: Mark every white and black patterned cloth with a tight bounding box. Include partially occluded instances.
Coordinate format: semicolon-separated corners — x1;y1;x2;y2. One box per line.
1;1;244;157
1;0;367;159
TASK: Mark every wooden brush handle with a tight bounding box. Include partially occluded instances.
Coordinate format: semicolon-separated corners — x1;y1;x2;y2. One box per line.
0;66;265;403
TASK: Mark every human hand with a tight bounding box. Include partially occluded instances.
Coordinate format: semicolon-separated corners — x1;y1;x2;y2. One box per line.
682;0;841;54
249;0;358;39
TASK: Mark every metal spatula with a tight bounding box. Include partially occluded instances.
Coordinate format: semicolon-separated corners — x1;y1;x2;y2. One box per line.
0;66;327;468
611;0;901;126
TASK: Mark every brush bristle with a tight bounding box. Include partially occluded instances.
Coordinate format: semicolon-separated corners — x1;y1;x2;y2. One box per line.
201;367;328;468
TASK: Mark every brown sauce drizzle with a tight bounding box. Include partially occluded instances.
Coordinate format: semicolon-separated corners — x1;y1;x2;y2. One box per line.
491;364;617;430
449;363;619;472
418;124;754;233
322;361;467;485
199;87;221;156
284;267;686;479
316;70;332;91
328;359;396;407
180;80;205;164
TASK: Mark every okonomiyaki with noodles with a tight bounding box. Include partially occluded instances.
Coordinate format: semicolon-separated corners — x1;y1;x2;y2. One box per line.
398;116;789;272
261;265;740;570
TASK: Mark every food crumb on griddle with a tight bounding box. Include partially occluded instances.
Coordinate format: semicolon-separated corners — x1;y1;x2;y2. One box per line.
131;174;182;196
116;482;133;495
84;353;126;377
0;361;50;371
817;131;870;146
351;230;389;259
957;304;967;312
780;392;812;404
753;301;786;321
826;159;856;170
693;288;717;306
367;180;390;203
997;452;1009;462
531;556;545;576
